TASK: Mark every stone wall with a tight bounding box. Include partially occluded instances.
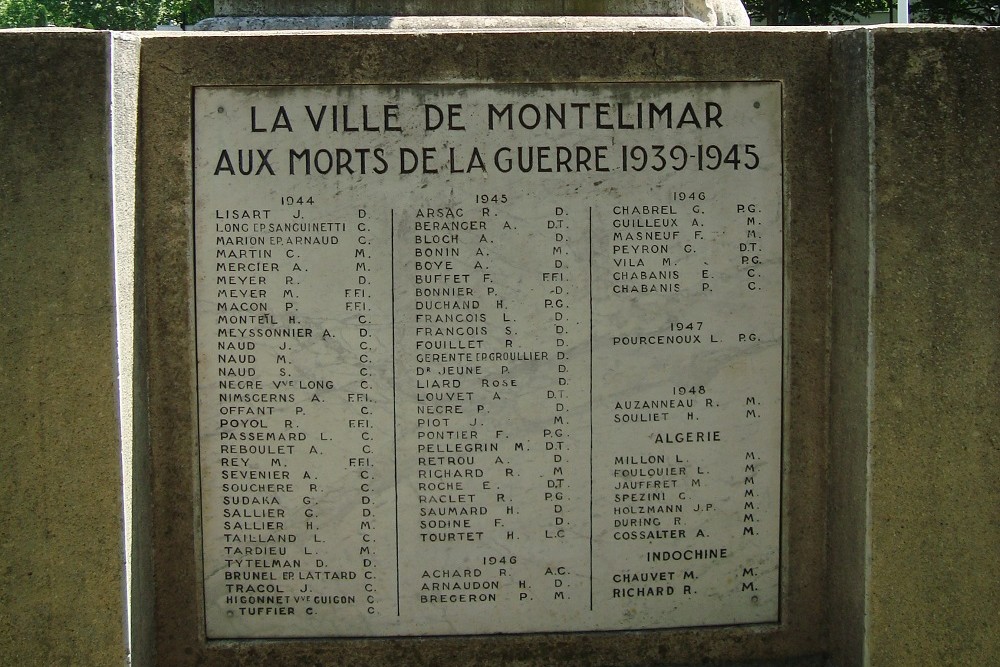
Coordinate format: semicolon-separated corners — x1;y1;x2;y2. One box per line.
0;29;128;667
864;27;998;665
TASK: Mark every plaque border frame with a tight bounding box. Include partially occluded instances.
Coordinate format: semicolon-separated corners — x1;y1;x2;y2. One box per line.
139;29;832;666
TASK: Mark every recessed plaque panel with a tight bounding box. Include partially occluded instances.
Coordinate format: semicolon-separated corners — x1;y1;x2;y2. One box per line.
194;83;782;638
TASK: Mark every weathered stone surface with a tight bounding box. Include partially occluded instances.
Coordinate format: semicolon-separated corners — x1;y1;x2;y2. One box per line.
209;0;750;26
828;26;871;667
829;24;1000;667
110;31;153;667
193;15;710;29
866;26;999;667
699;0;750;25
138;27;830;666
1;20;991;667
217;0;686;16
0;29;127;667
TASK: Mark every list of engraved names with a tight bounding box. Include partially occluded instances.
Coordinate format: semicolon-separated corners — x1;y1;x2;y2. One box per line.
194;83;783;638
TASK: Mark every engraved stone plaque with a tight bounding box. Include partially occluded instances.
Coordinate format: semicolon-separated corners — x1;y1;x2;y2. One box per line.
194;83;783;638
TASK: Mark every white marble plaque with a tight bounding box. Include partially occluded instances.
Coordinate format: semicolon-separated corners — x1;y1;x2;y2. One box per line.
194;83;783;638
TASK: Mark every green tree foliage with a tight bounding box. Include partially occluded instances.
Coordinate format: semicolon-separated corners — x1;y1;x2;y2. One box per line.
744;0;892;23
912;0;1000;23
745;0;998;23
0;0;48;25
0;0;211;28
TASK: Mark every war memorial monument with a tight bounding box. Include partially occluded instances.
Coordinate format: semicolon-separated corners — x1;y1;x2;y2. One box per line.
1;1;997;665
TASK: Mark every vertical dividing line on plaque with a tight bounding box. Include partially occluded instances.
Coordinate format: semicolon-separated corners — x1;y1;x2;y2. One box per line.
588;205;594;613
391;207;401;617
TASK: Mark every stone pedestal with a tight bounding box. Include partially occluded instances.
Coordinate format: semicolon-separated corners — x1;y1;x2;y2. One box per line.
197;0;750;29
